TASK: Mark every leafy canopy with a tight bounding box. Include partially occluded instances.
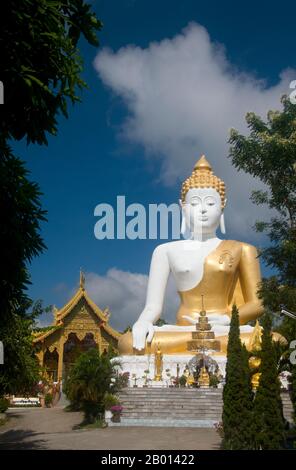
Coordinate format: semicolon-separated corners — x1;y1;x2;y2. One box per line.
0;0;102;145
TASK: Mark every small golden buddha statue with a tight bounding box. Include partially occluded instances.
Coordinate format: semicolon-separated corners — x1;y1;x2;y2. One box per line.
184;366;195;386
154;343;163;381
248;320;263;390
198;366;210;388
119;155;285;356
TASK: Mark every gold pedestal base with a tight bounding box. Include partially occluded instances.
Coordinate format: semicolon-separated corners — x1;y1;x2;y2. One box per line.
187;339;221;352
118;330;286;356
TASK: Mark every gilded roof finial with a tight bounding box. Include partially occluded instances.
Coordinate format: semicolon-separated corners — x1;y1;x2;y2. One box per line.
104;307;111;320
53;305;59;324
80;269;86;290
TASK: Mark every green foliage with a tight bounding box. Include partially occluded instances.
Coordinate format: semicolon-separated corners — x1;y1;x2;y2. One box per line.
229;95;296;424
229;95;296;304
179;375;187;387
253;315;285;449
0;0;102;398
0;146;46;321
44;393;53;407
0;300;44;397
0;398;10;413
0;145;46;398
64;348;121;423
229;95;296;286
103;393;119;410
0;0;102;145
222;305;254;449
209;373;219;388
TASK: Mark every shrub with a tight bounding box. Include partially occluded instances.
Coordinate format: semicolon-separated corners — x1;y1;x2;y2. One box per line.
64;348;121;423
179;375;187;387
209;374;220;388
103;393;119;410
44;393;53;407
222;305;253;449
0;397;9;413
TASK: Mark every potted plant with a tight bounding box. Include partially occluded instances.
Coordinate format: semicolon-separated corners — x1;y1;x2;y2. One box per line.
132;373;138;388
214;421;224;439
165;368;171;387
103;393;119;421
179;375;187;387
110;405;123;422
37;381;45;407
142;369;150;387
169;375;176;387
44;393;53;408
209;373;220;388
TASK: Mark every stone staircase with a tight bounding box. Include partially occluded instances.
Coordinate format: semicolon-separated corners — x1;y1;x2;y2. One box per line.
109;388;294;428
111;388;223;427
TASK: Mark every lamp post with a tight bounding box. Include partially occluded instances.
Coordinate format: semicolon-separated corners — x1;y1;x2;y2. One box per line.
280;305;296;321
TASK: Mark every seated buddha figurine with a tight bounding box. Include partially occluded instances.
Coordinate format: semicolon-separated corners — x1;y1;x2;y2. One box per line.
119;155;282;356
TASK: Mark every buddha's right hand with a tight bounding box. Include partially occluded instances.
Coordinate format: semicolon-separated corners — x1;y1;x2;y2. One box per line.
132;320;155;350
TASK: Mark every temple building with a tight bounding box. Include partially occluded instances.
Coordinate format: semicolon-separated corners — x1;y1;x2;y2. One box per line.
33;272;121;382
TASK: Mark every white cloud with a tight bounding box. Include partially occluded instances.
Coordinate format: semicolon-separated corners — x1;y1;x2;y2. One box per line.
94;22;294;237
85;269;179;331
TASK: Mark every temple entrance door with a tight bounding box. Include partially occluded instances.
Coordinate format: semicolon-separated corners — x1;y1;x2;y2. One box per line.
44;348;58;382
63;332;97;380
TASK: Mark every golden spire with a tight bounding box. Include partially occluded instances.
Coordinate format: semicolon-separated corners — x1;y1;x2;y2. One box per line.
79;269;86;290
181;154;226;207
194;154;212;171
248;319;262;352
200;293;206;316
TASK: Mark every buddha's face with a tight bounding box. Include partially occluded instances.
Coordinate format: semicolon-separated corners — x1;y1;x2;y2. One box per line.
182;188;223;235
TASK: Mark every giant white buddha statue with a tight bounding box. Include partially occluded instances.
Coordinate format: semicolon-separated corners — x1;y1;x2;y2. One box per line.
119;155;283;356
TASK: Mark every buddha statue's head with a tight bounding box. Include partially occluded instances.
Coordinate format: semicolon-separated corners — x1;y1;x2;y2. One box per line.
180;155;226;237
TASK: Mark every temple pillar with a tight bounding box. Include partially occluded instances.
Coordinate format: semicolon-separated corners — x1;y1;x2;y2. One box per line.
37;343;45;368
57;336;65;381
95;329;102;354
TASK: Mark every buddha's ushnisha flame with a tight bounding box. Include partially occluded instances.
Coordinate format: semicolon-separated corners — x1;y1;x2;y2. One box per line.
181;155;226;208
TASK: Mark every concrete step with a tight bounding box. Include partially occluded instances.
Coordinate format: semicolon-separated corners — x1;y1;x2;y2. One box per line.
121;414;222;419
121;404;222;409
109;418;218;428
119;392;222;394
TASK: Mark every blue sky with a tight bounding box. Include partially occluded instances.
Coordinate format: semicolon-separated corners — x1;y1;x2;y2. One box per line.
14;0;296;329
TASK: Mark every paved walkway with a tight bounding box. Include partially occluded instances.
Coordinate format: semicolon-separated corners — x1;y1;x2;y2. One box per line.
0;407;221;450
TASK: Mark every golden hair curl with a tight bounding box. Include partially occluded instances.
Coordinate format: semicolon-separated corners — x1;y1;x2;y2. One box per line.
181;155;226;208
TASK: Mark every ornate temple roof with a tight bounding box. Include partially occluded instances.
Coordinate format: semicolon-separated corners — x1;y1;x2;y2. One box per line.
33;271;121;344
